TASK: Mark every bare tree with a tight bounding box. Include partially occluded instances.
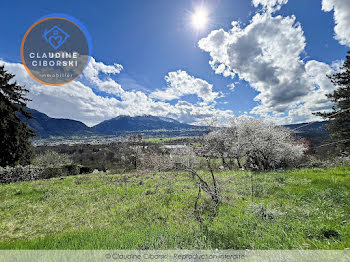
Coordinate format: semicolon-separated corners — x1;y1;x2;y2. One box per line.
120;134;144;170
158;146;221;227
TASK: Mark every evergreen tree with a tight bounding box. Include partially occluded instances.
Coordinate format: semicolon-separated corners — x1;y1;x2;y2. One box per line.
315;51;350;151
0;65;35;166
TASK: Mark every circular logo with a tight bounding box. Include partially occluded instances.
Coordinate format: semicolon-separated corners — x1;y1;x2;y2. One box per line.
21;14;91;86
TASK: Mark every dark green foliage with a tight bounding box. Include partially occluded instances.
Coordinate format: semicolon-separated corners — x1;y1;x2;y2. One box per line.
79;166;94;174
322;229;340;239
64;164;81;176
41;164;82;179
0;65;34;166
316;51;350;150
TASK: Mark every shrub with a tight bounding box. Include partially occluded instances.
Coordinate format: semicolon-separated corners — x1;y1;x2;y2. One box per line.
79;166;94;174
32;151;72;168
41;164;81;179
0;164;92;184
302;156;350;169
0;166;43;184
40;167;64;179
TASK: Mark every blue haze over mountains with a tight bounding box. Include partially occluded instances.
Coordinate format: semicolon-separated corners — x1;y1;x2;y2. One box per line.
20;108;329;142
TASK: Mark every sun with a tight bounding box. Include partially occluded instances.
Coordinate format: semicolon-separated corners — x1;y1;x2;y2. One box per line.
191;8;209;30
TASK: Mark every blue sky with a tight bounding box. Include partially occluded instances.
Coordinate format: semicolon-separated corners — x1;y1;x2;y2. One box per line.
0;0;349;126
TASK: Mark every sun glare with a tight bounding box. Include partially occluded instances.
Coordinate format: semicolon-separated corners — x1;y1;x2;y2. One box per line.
191;8;208;30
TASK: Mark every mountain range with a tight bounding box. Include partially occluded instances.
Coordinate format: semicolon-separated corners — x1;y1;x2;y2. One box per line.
20;108;329;141
94;115;194;135
19;108;94;138
20;108;196;138
284;121;329;145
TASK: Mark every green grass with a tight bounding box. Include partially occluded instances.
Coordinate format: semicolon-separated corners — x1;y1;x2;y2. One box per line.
0;166;350;249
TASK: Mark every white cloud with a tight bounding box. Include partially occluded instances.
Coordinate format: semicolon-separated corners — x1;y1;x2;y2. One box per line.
198;10;336;124
252;0;288;12
322;0;350;46
199;13;311;113
227;83;236;91
151;70;220;104
275;60;335;124
82;57;124;95
0;58;233;126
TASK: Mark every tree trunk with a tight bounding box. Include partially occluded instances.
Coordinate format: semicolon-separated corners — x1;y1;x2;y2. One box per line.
221;157;226;167
250;172;254;202
134;156;137;169
236;157;242;169
207;158;219;217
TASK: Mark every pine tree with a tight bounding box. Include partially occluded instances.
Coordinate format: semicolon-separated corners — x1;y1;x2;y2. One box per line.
0;65;35;166
316;51;350;151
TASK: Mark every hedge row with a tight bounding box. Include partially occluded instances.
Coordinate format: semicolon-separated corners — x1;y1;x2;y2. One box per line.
0;165;94;184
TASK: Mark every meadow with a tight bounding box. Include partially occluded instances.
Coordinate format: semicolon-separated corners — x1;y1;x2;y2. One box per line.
0;166;349;249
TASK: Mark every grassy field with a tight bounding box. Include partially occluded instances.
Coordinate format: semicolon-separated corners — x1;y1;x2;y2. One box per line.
0;166;349;249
